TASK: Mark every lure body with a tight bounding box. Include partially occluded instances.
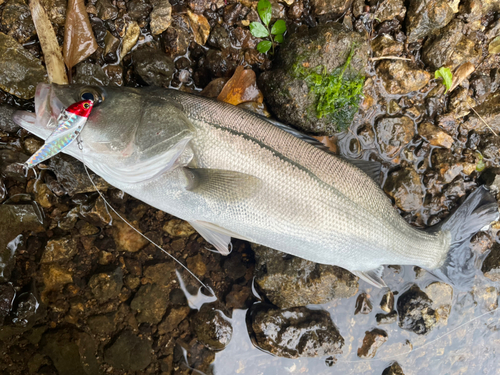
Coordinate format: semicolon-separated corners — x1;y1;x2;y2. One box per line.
24;99;94;168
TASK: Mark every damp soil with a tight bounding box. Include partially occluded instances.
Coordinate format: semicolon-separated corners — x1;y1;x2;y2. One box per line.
0;0;500;374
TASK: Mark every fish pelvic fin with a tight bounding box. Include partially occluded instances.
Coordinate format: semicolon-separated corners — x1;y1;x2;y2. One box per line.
188;220;250;256
351;266;387;288
426;186;499;288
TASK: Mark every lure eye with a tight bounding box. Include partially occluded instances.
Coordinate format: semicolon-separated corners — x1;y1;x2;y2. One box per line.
79;86;106;106
83;103;90;109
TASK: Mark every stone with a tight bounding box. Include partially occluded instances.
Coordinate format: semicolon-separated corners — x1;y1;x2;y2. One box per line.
42;264;73;291
88;268;123;303
41;237;78;264
40;0;66;26
251;305;344;359
462;0;500;22
376;310;398;324
258;23;369;135
193;304;233;350
425;282;452;325
482;243;500;282
132;47;175;87
462;92;500;135
371;35;404;57
311;0;352;16
96;0;118;20
405;0;454;43
74;63;111;86
384;168;423;212
127;0;152;20
397;285;437;335
357;328;388;359
207;25;230;50
382;362;405;375
162;218;196;237
131;283;169;324
0;284;15;324
354;293;372;315
186;254;207;277
187;10;210;46
111;217;149;253
225;284;252;310
0;105;20;132
253;244;358;309
120;21;140;58
11;292;40;327
158;306;190;335
162;24;191;58
377;61;430;95
1;0;36;43
88;313;116;335
375;116;415;159
150;0;172;35
104;330;152;371
380;291;394;313
0;33;47;99
418;122;454;148
422;20;481;70
375;0;406;22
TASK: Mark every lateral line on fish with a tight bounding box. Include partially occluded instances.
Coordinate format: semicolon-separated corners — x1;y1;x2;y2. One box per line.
336;306;499;364
78;142;215;297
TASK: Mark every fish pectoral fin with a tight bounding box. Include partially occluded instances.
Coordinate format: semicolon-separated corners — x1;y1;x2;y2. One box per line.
343;158;382;186
188;220;250;256
351;267;387;288
183;168;263;202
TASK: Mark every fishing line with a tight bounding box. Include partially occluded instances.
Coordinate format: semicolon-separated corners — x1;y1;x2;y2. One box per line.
77;141;215;297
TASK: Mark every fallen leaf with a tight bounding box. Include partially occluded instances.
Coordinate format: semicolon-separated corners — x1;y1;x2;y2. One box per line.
29;0;68;84
217;66;264;106
187;10;210;46
120;21;140;59
63;0;98;71
450;62;475;92
312;136;337;154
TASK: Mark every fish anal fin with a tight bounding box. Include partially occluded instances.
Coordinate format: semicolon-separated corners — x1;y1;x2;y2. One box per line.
183;168;263;202
352;266;387;288
188;220;249;255
343;158;382;186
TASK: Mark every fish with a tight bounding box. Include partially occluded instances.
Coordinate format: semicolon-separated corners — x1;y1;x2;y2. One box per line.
13;83;499;288
24;98;94;168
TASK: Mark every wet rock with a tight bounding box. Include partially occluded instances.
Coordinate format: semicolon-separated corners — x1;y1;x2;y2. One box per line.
405;0;454;43
354;293;372;315
187;10;210;46
0;105;20;132
382;362;405;375
225;284;252;310
162;21;191;57
375;0;406;22
42;264;73;291
376;310;398;324
422;20;481;70
418;122;453;148
158;306;190;335
208;25;230;50
223;3;248;26
463;92;500;134
253;245;358;309
357;328;388;359
371;35;404;57
127;0;152;20
258;23;369;134
48;154;110;195
377;61;430;95
384;168;423;212
0;33;47;99
89;268;123;303
311;0;351;16
88;313;116;335
111;216;149;253
425;282;452;324
150;0;172;35
0;284;15;325
41;237;78;264
200;78;229;98
40;0;66;26
1;0;36;43
380;291;394;313
132;47;175;87
397;285;437;335
462;0;500;22
131;283;169;324
162;218;196;237
74;62;111;86
193;304;232;350
104;330;152;371
96;0;118;20
375;116;414;159
120;21;140;58
11;292;40;327
251;305;344;358
482;243;500;282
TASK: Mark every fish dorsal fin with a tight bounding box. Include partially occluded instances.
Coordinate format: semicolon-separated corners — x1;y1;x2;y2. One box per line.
341;158;382;186
351;266;387;288
188;220;250;255
183;168;263;202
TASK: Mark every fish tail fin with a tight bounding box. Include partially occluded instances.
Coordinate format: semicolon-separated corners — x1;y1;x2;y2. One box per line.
427;186;498;288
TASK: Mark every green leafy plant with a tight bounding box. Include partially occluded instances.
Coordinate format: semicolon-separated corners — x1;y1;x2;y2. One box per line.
293;46;365;131
249;0;286;54
435;67;453;93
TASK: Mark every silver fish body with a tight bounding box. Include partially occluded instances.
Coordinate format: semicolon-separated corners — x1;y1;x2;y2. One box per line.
14;84;497;287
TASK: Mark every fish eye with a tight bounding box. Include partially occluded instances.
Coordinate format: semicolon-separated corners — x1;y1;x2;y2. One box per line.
79;87;106;106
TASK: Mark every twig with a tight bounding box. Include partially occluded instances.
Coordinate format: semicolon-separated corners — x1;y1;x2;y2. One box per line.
468;103;499;137
370;56;412;61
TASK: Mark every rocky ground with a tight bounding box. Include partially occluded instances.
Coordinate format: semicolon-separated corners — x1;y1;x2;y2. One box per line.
1;0;500;374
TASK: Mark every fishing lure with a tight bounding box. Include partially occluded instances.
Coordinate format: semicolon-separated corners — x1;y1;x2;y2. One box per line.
24;99;94;168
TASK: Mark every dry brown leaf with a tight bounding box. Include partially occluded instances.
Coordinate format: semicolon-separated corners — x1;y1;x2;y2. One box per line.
450;62;475;92
29;0;68;84
63;0;98;71
312;136;338;154
217;66;264;106
187;10;210;46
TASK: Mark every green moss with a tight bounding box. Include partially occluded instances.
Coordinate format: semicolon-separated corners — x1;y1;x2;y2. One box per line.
292;46;365;131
